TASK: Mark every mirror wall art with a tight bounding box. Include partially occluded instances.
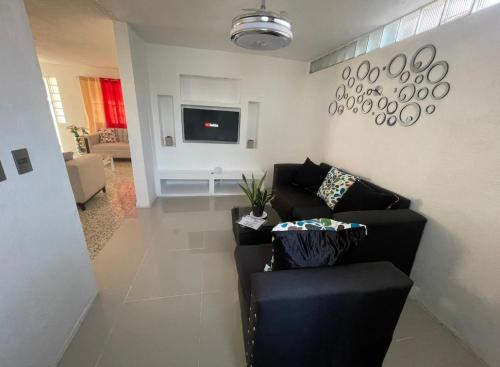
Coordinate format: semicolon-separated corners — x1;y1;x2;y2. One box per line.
328;44;451;127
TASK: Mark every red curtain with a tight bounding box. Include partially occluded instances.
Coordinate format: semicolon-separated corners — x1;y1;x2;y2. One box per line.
100;78;127;128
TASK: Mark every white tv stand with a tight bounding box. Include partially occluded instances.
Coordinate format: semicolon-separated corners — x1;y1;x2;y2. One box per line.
156;169;265;197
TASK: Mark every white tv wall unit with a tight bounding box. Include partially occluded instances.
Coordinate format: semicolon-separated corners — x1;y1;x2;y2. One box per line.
157;169;265;197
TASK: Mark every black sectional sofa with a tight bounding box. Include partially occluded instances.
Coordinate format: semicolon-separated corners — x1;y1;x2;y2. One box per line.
234;162;427;367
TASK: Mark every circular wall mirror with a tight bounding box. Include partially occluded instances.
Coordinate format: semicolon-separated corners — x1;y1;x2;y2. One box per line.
386;53;407;78
411;44;436;73
399;102;421;127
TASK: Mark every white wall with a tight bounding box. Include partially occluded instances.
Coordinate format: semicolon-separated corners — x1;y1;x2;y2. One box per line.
114;22;156;207
145;44;322;188
307;6;500;367
0;1;97;367
39;62;119;152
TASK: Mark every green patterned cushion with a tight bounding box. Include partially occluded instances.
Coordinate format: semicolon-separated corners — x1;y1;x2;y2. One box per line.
317;167;357;211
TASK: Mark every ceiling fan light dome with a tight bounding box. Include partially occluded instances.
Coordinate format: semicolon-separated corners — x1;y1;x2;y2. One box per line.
230;12;293;51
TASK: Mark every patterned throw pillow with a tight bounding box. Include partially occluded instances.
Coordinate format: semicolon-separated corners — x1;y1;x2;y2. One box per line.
99;128;117;143
317;167;357;211
264;218;367;272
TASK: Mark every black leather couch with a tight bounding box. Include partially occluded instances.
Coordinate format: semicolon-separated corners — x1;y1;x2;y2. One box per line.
272;163;412;221
234;163;427;367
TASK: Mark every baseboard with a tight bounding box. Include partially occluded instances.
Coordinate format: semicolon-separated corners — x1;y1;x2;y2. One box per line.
55;290;98;365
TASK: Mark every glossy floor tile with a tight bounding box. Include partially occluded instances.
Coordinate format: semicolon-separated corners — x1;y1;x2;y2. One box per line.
59;196;487;367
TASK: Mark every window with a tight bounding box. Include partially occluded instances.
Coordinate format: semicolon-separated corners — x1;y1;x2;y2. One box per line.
417;0;446;34
441;0;475;23
43;77;66;124
310;0;500;73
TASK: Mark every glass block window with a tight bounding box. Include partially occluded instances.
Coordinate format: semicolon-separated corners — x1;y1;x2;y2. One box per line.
397;11;420;41
344;42;356;60
441;0;475;23
367;28;383;52
43;77;66;124
380;20;400;48
355;35;369;57
417;0;446;34
310;0;500;73
473;0;500;11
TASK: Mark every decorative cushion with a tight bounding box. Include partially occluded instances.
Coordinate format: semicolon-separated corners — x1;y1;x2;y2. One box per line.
62;151;74;161
98;128;117;143
265;218;367;271
317;167;357;211
292;158;330;193
333;180;399;213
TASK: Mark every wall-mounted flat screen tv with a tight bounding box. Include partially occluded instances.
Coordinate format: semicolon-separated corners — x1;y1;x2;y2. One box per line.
182;105;240;144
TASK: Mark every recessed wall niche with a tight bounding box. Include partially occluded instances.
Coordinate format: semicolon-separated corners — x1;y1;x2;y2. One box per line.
246;101;260;149
328;44;451;127
158;95;175;146
180;74;241;105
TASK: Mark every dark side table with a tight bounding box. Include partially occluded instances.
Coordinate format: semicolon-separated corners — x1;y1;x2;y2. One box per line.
231;206;282;246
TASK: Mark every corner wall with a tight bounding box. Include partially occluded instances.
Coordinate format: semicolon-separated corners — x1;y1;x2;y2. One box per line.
0;1;97;366
113;22;156;207
307;6;500;366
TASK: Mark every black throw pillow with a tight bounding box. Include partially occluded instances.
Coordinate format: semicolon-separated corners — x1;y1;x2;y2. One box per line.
292;158;329;193
333;180;399;213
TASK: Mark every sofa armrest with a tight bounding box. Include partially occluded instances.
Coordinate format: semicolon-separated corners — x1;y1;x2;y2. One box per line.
247;262;412;367
84;133;100;152
272;163;300;189
333;209;427;275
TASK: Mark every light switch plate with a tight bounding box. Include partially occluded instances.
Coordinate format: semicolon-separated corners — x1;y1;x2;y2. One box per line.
12;148;33;175
0;161;6;182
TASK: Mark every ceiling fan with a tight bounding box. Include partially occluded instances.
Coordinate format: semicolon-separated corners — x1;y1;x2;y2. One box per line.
230;0;293;51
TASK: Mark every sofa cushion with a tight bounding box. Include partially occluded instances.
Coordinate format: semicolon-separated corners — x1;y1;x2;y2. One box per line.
273;186;326;220
292;158;329;193
234;244;273;309
333;180;399;213
269;218;367;271
317;167;357;211
91;142;130;152
98;128;117;143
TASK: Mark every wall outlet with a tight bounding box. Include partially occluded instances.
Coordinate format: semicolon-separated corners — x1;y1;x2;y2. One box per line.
11;148;33;175
0;161;6;182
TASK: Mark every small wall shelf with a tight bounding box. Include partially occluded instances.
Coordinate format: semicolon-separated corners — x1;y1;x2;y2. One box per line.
157;169;264;197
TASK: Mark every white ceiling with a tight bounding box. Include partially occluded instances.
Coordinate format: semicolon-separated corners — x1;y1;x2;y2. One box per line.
25;0;432;68
25;0;117;68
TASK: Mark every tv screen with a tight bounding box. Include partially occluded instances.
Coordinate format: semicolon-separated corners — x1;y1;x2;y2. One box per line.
182;105;240;143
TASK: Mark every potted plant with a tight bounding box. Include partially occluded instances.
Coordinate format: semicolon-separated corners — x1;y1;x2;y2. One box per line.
67;125;88;155
239;172;274;218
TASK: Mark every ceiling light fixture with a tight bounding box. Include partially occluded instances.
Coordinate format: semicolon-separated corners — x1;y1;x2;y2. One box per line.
230;0;293;51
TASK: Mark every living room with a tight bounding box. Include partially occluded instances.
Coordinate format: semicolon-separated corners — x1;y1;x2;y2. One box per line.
1;1;499;367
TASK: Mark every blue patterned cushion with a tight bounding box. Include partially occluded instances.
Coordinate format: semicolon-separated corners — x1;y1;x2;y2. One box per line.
317;167;357;211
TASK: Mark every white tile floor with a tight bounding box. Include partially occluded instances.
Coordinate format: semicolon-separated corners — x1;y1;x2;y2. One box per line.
58;196;488;367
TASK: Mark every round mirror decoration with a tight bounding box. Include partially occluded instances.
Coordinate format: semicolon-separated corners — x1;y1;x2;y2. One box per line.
400;71;411;84
357;60;371;80
348;77;355;88
342;66;351;80
410;44;436;73
387;115;397;126
329;101;338;116
346;96;355;110
399;103;421;127
398;84;416;103
378;96;389;110
368;67;380;84
362;99;373;114
329;43;450;126
431;82;450;100
427;61;449;84
386;53;407;78
387;101;398;115
336;85;346;100
375;113;386;125
416;87;429;100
